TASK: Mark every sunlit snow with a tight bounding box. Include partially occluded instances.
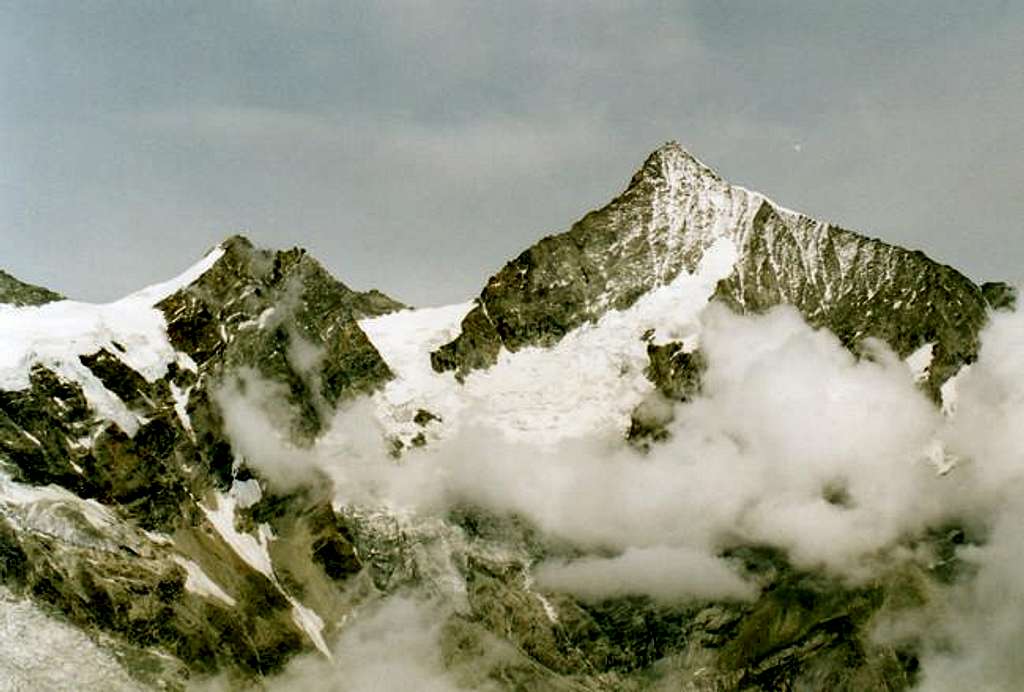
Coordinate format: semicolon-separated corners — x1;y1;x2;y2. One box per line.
0;245;224;433
360;237;738;445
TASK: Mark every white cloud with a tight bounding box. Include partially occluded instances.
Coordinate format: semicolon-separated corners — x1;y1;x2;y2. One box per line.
910;301;1024;691
264;597;507;692
534;546;757;603
215;297;1024;688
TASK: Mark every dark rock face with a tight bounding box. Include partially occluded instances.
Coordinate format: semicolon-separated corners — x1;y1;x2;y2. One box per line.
645;342;706;402
357;504;944;691
1;507;303;683
0;270;63;306
430;302;503;379
80;348;162;412
627;343;706;447
432;143;992;403
82;417;190;530
981;281;1017;312
712;207;987;398
0;236;405;689
159;235;400;438
0;365;95;489
0;145;1009;690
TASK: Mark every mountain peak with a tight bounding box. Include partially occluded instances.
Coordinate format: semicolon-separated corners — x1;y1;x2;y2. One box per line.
218;233;255;252
629;140;722;190
433;140;991;394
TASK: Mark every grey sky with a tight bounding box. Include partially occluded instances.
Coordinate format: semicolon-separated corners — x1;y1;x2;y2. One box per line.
3;1;1021;306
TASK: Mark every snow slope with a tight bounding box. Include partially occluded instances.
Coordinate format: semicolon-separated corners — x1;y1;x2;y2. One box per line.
172;556;236;607
203;487;331;657
0;587;142;692
0;245;224;433
360;237;738;445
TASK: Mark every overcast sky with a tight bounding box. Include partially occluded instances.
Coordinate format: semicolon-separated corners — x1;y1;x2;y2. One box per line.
3;1;1022;305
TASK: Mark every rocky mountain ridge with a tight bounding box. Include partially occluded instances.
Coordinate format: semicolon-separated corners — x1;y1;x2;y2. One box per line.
0;236;407;688
0;269;63;307
432;142;1006;400
0;142;1016;690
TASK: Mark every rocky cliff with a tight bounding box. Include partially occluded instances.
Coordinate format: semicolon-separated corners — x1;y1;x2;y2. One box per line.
431;143;996;401
0;237;404;688
0;269;63;307
0;143;1014;690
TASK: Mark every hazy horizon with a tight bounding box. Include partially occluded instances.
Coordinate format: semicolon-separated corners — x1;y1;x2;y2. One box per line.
3;2;1022;306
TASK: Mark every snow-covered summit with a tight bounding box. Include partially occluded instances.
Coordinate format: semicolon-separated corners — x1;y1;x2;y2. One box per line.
630;140;723;188
0;140;1011;690
432;141;990;400
0;234;402;688
0;244;225;431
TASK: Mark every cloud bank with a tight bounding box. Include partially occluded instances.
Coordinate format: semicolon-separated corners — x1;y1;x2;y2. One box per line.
214;297;1024;689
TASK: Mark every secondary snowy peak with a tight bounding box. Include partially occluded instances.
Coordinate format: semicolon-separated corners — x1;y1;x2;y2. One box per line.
0;243;230;433
0;236;408;687
0;233;405;448
155;234;404;440
432;141;992;396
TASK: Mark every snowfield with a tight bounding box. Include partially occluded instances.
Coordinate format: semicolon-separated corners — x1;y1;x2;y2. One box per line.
0;245;224;433
360;237;739;446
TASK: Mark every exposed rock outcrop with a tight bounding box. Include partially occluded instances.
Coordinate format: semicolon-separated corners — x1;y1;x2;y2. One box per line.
0;236;405;688
0;270;63;307
433;143;991;402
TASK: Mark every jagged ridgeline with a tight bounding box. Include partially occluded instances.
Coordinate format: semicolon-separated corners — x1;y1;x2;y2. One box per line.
0;144;1016;690
0;237;404;688
432;142;1009;399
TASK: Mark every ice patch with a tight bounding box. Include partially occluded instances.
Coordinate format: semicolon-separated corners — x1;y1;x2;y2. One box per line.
941;364;969;416
289;598;331;658
142;530;174;546
172;555;236;606
202;489;330;657
169;381;193;434
202;492;275;579
258;307;277;329
0;472;139;550
118;244;225;306
358;302;473;442
231;477;263;509
905;342;935;383
524;571;559;624
735;186;805;222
